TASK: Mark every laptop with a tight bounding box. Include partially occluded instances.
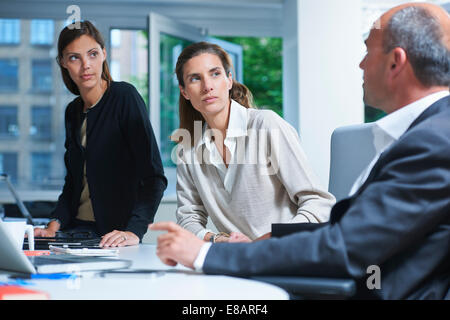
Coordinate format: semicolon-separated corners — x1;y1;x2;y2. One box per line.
1;173;101;250
0;219;132;274
25;232;102;250
1;173;36;226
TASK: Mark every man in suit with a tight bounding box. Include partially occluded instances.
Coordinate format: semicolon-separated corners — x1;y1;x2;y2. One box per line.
150;2;450;299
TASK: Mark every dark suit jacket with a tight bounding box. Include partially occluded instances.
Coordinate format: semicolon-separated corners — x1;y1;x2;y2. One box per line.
203;96;450;299
51;82;167;240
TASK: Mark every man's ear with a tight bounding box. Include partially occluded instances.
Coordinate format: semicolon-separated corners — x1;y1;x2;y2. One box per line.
179;85;189;100
389;47;407;79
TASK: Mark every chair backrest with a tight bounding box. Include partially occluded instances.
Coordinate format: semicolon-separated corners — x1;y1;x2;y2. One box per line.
328;123;377;201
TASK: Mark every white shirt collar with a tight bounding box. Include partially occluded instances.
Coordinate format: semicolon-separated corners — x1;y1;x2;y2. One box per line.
375;90;449;141
196;99;248;151
226;99;248;138
349;90;449;196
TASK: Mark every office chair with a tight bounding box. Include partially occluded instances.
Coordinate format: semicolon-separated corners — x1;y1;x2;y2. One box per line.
248;275;356;300
246;123;379;299
328;123;377;201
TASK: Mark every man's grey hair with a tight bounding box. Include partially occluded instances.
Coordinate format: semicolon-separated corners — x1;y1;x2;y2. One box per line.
383;6;450;87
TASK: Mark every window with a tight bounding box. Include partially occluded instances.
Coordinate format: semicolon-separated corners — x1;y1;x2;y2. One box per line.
216;36;282;115
30;106;52;140
365;105;386;123
159;34;193;168
110;29;121;48
0;19;69;191
110;29;148;103
0;153;18;182
0;19;20;44
146;12;244;196
30;20;54;45
0;59;19;92
32;59;52;92
110;60;121;81
0;106;19;138
31;152;52;183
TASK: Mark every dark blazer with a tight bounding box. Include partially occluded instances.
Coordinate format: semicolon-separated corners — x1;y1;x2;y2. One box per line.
203;96;450;299
51;82;167;240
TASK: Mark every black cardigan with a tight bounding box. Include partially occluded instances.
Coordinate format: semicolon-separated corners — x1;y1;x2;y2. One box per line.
51;81;167;240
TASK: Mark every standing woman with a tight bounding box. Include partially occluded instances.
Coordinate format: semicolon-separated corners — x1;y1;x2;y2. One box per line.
34;21;167;247
173;42;335;243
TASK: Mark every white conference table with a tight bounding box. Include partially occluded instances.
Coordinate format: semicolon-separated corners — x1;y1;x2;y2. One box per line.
3;244;289;300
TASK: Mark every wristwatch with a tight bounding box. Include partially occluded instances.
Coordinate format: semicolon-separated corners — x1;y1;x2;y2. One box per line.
211;232;230;243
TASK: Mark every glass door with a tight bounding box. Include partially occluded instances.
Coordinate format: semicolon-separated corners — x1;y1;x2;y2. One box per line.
148;12;243;196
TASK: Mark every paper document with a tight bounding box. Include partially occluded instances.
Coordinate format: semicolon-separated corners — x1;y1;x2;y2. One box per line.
49;245;119;256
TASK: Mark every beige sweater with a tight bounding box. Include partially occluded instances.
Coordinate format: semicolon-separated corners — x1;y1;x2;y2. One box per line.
175;102;336;240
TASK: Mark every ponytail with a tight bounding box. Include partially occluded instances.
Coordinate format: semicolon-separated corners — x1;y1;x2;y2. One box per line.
230;80;256;109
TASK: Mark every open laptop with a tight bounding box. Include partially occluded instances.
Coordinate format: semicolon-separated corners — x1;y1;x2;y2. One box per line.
0;219;132;274
1;173;36;225
1;173;101;250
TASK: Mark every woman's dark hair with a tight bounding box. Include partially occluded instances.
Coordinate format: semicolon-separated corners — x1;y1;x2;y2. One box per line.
56;21;112;95
174;42;255;144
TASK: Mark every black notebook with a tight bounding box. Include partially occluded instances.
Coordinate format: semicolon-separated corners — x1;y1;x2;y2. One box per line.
24;231;102;250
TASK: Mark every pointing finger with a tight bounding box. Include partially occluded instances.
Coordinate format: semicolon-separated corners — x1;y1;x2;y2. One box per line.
149;221;181;232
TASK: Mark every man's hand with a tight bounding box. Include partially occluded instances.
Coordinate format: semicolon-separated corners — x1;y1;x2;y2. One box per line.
100;230;139;247
149;222;204;269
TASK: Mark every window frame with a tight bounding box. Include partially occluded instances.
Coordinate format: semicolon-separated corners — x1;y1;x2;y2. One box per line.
0;106;19;139
0;58;19;92
147;12;244;197
0;19;21;45
31;58;53;93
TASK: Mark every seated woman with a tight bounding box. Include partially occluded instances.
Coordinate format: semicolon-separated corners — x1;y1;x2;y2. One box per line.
172;42;335;243
34;21;167;247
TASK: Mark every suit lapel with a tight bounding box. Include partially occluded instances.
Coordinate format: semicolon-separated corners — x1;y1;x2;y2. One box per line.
354;96;449;197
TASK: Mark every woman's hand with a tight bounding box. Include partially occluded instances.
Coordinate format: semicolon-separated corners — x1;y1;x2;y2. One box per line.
204;232;251;243
34;220;60;238
100;230;139;247
226;232;270;243
34;227;57;238
228;232;252;243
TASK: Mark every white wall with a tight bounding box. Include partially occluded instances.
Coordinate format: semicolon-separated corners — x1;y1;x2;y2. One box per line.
142;202;177;244
283;0;365;188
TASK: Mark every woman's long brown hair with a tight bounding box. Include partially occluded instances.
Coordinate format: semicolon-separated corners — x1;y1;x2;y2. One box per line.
56;21;112;95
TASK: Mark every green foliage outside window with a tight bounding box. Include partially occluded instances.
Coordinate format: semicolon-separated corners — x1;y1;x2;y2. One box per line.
128;33;283;167
217;37;283;116
365;105;386;123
